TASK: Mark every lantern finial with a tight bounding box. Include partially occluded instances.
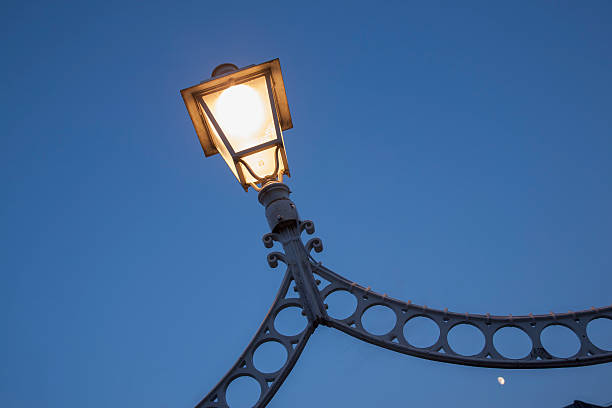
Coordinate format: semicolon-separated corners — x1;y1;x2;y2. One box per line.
211;63;239;78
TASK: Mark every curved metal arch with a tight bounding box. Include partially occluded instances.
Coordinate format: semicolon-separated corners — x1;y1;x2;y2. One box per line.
195;270;314;408
195;185;612;407
312;261;612;368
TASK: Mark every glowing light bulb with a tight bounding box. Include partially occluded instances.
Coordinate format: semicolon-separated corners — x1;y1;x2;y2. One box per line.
497;376;505;385
214;84;265;147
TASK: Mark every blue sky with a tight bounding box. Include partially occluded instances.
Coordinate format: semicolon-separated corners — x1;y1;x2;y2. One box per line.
2;1;612;407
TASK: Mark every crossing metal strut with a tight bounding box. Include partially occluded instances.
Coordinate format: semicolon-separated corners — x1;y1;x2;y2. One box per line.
195;183;612;408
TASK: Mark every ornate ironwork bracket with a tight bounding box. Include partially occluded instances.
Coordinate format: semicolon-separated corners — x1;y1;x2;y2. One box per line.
195;270;315;408
195;183;612;407
313;262;612;369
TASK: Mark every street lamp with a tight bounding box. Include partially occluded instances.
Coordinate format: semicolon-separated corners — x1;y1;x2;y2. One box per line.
181;59;291;191
180;59;612;408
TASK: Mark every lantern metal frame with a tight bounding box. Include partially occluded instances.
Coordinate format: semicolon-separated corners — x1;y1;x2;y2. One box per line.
181;59;292;190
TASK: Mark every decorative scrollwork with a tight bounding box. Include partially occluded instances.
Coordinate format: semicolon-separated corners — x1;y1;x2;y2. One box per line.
267;252;287;268
305;238;323;254
299;220;315;235
313;262;612;369
196;271;314;408
262;222;316;249
262;233;279;248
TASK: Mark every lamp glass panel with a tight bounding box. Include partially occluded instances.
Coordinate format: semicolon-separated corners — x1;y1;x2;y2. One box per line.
202;111;238;179
239;145;286;184
201;75;278;154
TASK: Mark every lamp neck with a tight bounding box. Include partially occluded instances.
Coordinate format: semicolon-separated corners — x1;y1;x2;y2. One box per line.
257;183;299;232
258;183;327;324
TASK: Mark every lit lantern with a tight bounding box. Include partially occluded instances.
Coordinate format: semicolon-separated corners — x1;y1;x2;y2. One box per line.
181;59;292;191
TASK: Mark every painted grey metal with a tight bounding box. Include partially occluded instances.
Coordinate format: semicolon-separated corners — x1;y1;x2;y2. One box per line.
195;270;315;408
313;261;612;369
211;63;239;78
195;182;612;407
257;183;299;232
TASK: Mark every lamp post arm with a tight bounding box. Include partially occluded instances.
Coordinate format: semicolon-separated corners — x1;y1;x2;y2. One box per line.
195;184;329;408
194;182;612;407
256;182;612;369
195;270;315;408
311;262;612;369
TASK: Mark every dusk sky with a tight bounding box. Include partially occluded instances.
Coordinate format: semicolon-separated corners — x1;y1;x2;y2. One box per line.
2;1;612;407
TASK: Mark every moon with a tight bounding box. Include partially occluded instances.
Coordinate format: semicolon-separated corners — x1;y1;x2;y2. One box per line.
497;376;505;385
